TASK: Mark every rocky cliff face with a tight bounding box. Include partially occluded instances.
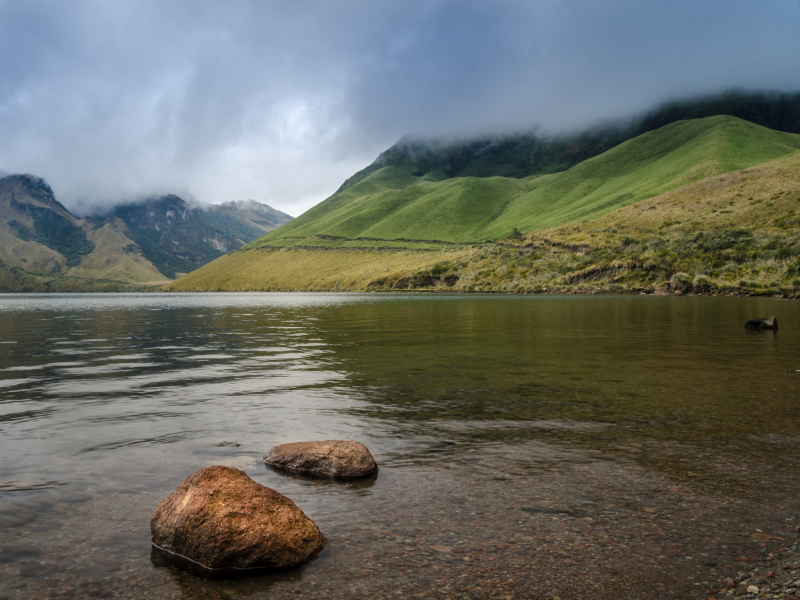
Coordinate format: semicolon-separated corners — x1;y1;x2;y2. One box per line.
103;195;295;278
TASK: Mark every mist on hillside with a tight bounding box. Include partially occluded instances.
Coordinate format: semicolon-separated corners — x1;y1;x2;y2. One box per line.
0;1;798;216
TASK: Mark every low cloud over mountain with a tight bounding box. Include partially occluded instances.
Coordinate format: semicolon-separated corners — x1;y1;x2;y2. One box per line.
0;1;798;216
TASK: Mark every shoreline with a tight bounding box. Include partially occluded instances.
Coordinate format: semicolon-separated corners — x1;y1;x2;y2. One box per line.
0;287;796;299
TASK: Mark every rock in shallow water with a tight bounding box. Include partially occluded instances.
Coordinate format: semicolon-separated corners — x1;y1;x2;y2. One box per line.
745;316;778;330
264;440;378;478
150;466;327;578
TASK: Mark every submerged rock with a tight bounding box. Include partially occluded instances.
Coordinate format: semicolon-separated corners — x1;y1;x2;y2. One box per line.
264;440;378;478
745;316;778;330
150;466;327;578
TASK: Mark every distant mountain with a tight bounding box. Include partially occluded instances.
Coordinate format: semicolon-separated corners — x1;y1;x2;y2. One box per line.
0;174;167;291
102;196;291;278
4;174;94;267
0;176;293;291
215;199;293;232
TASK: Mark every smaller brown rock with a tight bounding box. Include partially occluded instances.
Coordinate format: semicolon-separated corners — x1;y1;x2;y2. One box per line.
150;466;327;578
264;440;378;478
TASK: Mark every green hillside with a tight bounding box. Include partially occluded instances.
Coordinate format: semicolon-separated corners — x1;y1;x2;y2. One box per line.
166;150;800;298
250;116;800;249
486;115;800;236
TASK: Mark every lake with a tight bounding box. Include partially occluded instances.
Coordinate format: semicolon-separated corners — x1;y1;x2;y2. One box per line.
1;293;799;599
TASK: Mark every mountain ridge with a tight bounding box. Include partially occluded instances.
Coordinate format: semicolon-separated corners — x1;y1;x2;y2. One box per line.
336;90;800;194
214;199;293;232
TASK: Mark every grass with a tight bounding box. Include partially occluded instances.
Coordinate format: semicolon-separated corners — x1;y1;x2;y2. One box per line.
252;116;800;249
163;248;464;292
486;115;800;235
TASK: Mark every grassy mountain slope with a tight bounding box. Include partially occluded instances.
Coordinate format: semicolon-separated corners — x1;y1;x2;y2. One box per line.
165;150;800;297
455;151;800;296
67;217;170;284
486;115;800;236
163;249;454;292
250;116;800;248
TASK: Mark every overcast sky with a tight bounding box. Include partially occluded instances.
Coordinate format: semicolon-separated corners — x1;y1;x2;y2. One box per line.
0;0;799;216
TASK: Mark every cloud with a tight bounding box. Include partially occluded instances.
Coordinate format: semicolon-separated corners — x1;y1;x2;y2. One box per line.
0;0;798;215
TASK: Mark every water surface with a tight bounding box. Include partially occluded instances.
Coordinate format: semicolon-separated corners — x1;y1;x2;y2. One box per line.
1;293;799;599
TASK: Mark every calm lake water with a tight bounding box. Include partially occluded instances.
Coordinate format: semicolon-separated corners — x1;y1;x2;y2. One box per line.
1;293;799;600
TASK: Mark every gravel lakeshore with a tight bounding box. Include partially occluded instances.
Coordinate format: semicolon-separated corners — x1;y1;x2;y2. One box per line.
2;439;800;600
726;546;800;598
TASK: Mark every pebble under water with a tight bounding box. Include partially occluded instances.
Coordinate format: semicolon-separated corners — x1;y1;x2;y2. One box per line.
1;292;800;600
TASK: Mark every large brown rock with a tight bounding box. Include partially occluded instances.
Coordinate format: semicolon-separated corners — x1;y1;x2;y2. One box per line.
150;466;327;577
263;440;378;478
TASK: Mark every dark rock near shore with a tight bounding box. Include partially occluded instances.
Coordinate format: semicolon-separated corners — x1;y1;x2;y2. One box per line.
745;316;778;330
264;440;378;478
150;466;327;578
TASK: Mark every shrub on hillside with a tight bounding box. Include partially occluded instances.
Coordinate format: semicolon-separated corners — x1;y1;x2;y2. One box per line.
669;272;692;292
698;229;753;253
693;275;711;292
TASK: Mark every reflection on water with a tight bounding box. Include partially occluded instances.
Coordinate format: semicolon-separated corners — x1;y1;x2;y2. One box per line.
1;293;799;599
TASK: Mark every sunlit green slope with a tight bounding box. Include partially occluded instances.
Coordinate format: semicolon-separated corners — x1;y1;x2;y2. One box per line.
251;116;800;248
